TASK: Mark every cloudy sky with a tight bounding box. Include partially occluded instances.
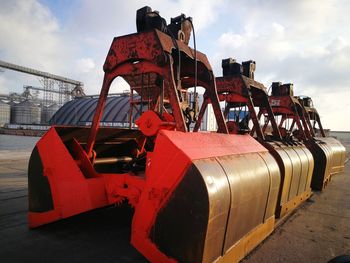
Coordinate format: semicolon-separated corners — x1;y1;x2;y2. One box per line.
0;0;349;130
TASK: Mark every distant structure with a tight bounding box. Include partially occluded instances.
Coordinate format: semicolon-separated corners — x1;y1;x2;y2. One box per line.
0;100;10;126
0;60;85;106
51;93;215;131
51;93;137;127
0;60;85;127
11;100;41;124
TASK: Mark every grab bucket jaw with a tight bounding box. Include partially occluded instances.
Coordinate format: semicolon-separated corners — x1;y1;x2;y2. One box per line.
304;137;345;190
259;140;314;218
131;130;280;263
317;137;346;175
28;128;108;227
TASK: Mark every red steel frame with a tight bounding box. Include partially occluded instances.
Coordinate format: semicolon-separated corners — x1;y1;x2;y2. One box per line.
85;30;227;160
297;97;326;137
194;73;285;141
268;94;314;140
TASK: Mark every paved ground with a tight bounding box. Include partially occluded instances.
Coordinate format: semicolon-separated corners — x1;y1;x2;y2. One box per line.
0;142;349;263
245;161;350;263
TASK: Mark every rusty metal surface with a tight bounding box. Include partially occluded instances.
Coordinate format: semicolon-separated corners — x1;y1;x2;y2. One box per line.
105;30;212;90
155;30;212;71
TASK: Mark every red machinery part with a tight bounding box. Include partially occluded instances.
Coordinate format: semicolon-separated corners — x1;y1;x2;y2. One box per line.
135;110;175;137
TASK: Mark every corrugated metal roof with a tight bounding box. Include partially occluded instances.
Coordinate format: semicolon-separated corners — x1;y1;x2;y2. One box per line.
50;95;141;126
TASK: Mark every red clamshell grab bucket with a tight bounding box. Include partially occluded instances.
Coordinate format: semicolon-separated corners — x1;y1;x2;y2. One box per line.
28;126;280;263
131;130;280;263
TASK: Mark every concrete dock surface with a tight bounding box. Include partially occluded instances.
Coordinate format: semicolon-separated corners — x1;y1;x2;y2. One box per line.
244;161;350;263
0;140;349;262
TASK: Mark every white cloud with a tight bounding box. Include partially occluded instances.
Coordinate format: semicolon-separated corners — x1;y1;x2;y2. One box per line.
0;1;68;72
172;0;224;31
76;58;95;73
310;89;350;131
218;32;245;49
272;22;285;35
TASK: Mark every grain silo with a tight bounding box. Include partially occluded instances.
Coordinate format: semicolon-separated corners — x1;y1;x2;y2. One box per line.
41;103;59;124
11;100;41;124
8;101;17;124
0;100;11;126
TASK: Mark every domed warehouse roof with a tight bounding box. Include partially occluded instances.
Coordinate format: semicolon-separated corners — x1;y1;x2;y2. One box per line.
50;94;142;127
